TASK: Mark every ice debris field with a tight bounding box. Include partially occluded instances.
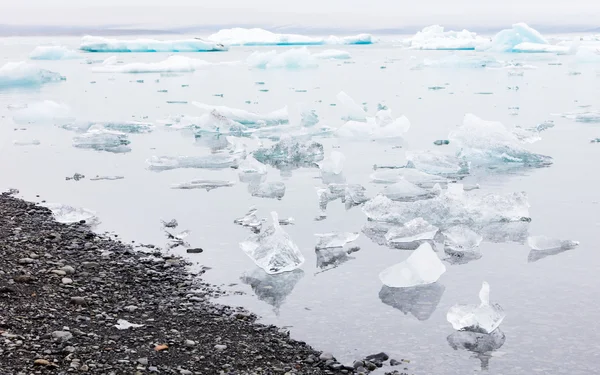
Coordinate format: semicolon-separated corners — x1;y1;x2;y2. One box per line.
1;22;599;375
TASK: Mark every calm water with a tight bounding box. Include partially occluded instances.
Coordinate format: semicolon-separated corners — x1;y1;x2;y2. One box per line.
1;35;600;374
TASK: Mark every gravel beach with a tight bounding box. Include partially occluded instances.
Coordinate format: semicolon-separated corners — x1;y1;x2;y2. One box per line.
0;192;409;375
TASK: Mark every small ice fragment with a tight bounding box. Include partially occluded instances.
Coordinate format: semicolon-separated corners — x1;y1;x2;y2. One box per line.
41;203;99;226
171;179;235;191
162;219;178;229
115;319;144;330
29;45;81;60
315;232;359;249
385;218;439;245
527;236;579;251
239;212;304;274
370;168;448;188
318;150;345;175
336;91;367;121
99;121;154;134
447;281;505;333
317;183;367;214
444;226;483;256
434;139;450;146
147;153;241;171
72;126;131;153
234;208;263;233
379;243;446;288
381;179;431;201
80;36;228;52
0;61;65;88
89;175;124;181
278;217;295;225
252;138;324;169
13;139;40;146
249;181;286;199
65;173;85;181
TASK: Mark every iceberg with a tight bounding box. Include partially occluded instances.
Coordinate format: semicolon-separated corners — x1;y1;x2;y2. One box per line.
42;203;99;226
379;243;446;288
363;184;530;228
80;35;227;52
171;179;235;191
406;150;469;177
252;138;324;169
379;283;446;321
481;23;549;52
371;168;448;188
248;181;286;199
147;153;241;171
189;110;249;135
207;28;372;46
381;179;433;201
315;232;360;249
385;218;439;247
406;25;486;50
72;126;131;153
447;282;505;334
527;235;579;251
246;48;318;69
234;208;264;232
29;46;81;60
449;114;552;168
0;62;64;88
192;102;288;126
240;212;305;274
11;100;73;125
92;55;217;73
336;91;367;121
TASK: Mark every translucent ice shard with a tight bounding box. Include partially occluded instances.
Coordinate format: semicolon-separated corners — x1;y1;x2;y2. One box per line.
447;329;506;369
556;110;600;123
527;236;579;251
115;319;144;330
417;55;504;69
252;138;324;169
336;91;367;121
385;218;439;247
147;153;241;171
406;25;486;50
449;114;552;169
42;203;99;226
80;36;228;52
234;208;264;233
318;150;345;175
0;62;64;88
92;55;217;73
239;212;305;274
246;48;318;69
171;179;235;191
315;232;360;249
207;28;373;46
379;243;446;288
443;226;483;263
379;283;446;321
370;168;448;188
29;46;81;60
317;183;368;216
249;181;286;199
192;102;288;126
337;110;411;140
72;126;131;153
11;100;73;125
238;156;268;183
381;179;433;201
406;150;469;177
481;23;549;52
447;282;505;333
13;139;41;146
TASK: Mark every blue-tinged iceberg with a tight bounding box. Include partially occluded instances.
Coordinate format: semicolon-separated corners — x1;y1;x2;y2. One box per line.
29;46;82;60
0;62;64;88
479;23;550;52
92;55;228;73
192;102;288;126
405;25;487;50
207;28;372;46
80;36;228;52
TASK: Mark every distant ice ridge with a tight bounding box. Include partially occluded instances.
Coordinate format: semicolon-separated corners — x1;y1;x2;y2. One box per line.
0;62;64;88
449;114;552;169
246;47;350;69
379;243;446;288
479;23;549;53
192;102;288;127
41;203;99;226
405;25;487;50
80;36;228;52
447;282;505;334
240;212;304;274
363;184;530;228
92;56;224;73
30;46;82;60
207;28;373;46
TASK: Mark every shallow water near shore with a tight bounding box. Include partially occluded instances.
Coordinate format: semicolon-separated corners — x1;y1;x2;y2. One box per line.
1;35;600;374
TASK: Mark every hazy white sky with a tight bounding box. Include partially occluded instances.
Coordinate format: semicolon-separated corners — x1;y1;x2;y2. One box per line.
2;0;599;31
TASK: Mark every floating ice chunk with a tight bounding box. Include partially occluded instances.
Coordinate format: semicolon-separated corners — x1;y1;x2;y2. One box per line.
147;153;241;171
238;156;268;183
192;102;288;126
207;28;372;46
315;232;359;249
336;91;367;121
379;243;446;288
42;203;99;225
240;268;304;310
13;139;40;146
171;179;235;191
249;181;286;199
234;208;264;232
370;168;448;188
481;23;548;52
115;319;144;330
190;110;249;135
318;151;345;175
99;121;154;134
381;179;432;201
313;49;352;59
406;25;486;50
449;114;552;168
29;45;81;60
0;62;64;88
279;217;295;225
527;236;579;251
300;109;319;127
80;35;227;52
337;110;410;140
379;283;446;321
406;150;469;176
253;138;324;169
447;329;506;370
90;175;124;181
385;218;439;246
363;185;530;227
443;226;483;262
11;100;73;125
93;55;219;73
240;212;304;275
556;110;600;123
317;183;368;215
511;42;569;53
73;126;131;153
246;47;318;69
417;55;504;69
447;282;505;333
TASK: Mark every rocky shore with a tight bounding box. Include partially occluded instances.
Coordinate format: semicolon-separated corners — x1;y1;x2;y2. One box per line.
0;192;409;375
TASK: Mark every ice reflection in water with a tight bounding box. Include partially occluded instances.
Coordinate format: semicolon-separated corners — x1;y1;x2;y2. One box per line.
447;329;506;370
240;268;304;313
378;283;446;321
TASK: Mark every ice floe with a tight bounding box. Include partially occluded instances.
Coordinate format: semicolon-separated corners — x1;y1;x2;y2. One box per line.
29;46;82;60
527;236;579;251
370;168;448;188
381;179;434;201
315;232;359;249
406;150;469;177
337;108;411;140
317;183;368;217
207;28;372;46
447;282;505;333
72;126;131;153
379;243;446;288
80;35;228;52
318;150;345;175
443;226;483;263
480;23;549;52
0;62;64;88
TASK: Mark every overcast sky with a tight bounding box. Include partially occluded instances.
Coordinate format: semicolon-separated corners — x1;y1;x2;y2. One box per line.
2;1;599;31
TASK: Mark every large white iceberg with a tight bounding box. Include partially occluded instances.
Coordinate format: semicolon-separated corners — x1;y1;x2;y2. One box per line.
192;102;288;126
11;100;73;125
480;23;548;52
379;243;446;288
93;55;218;73
30;45;82;60
80;36;228;52
240;212;305;274
207;28;372;46
447;282;505;333
406;25;486;50
0;62;64;88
